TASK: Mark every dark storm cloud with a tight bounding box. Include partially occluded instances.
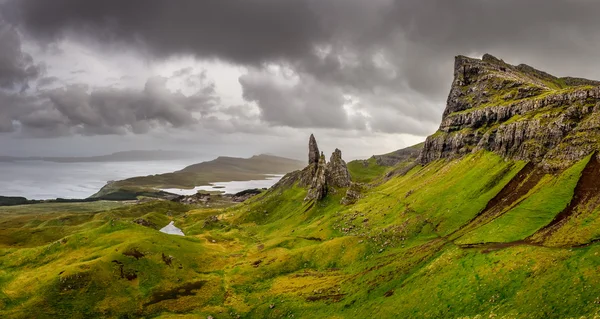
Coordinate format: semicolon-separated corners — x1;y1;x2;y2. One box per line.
36;76;59;87
5;0;600;137
5;0;327;65
239;69;365;130
3;76;220;137
0;17;42;89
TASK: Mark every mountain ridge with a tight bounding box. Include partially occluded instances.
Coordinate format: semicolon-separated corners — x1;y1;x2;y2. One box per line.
420;53;600;167
0;150;202;163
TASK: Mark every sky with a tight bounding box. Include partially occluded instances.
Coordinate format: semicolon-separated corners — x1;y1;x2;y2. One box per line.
2;0;600;160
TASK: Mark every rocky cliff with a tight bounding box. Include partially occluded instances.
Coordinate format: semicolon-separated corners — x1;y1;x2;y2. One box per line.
419;54;600;167
299;135;352;201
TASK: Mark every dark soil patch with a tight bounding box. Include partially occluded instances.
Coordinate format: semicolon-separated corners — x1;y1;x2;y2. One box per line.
384;290;394;297
112;260;138;281
458;240;539;253
162;253;173;266
303;201;315;213
123;248;145;260
132;218;157;229
144;281;207;306
298;236;323;242
534;154;600;240
305;294;346;302
252;259;263;268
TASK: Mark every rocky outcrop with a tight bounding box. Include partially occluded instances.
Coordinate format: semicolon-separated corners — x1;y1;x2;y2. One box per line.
301;135;352;201
371;144;423;166
341;182;364;205
419;53;600;167
308;134;320;165
326;149;351;188
305;152;328;201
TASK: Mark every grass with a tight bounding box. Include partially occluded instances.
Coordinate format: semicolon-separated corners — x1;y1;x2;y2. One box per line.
3;150;600;318
457;155;589;244
347;157;389;183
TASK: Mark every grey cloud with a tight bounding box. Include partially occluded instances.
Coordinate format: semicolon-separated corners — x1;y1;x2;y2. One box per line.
36;76;59;87
6;0;326;65
240;69;366;130
172;67;193;78
3;76;220;137
0;18;42;89
6;0;600;137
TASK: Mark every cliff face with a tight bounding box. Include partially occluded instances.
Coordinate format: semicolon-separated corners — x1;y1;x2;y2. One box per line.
419;54;600;167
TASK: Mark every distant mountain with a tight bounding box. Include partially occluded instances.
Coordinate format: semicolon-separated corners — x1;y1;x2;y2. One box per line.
0;150;201;163
91;154;305;200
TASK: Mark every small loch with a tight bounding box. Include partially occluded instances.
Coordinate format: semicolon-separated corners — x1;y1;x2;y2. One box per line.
159;221;185;236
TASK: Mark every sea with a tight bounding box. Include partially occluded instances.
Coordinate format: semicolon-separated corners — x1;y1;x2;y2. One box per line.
0;159;284;200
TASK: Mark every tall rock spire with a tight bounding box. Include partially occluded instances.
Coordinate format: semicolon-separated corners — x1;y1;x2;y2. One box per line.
308;134;320;165
326;148;351;188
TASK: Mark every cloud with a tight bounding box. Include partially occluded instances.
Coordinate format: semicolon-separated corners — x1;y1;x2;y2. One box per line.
0;17;42;89
5;0;600;140
36;76;59;87
6;0;327;65
3;75;220;137
240;67;367;130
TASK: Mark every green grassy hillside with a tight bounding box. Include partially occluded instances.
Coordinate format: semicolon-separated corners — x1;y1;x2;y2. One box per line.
3;150;600;318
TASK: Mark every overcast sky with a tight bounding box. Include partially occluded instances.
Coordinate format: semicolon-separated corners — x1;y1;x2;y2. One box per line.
2;0;600;159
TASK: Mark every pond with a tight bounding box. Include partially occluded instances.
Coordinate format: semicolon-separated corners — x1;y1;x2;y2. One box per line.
159;221;185;236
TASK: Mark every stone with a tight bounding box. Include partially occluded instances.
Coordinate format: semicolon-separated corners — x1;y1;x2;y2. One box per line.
308;133;320;165
132;218;157;229
418;54;600;168
305;152;328;201
326;148;351;188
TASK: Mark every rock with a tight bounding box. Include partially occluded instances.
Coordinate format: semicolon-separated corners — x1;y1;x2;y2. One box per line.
326;148;351;188
283;134;353;201
305;152;328;201
341;182;364;205
308;133;320;165
371;145;422;166
132;218;157;229
418;53;600;168
172;192;210;204
231;188;262;202
203;215;219;228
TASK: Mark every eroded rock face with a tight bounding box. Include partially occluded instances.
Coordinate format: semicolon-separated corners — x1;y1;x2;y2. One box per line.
309;134;320;165
301;135;352;201
418;53;600;167
327;148;351;188
305;152;328;201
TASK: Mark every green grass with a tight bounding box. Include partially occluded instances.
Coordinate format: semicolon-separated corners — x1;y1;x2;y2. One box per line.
457;155;589;244
347;157;389;183
3;151;600;318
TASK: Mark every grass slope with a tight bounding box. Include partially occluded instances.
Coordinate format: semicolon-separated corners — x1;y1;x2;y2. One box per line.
2;151;600;318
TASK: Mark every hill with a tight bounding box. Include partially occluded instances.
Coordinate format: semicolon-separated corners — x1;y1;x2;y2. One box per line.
4;54;600;318
91;154;305;200
0;150;202;163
